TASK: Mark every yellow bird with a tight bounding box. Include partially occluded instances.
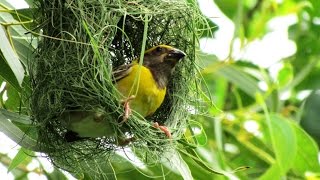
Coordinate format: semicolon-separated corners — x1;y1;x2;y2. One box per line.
63;45;185;141
114;45;186;137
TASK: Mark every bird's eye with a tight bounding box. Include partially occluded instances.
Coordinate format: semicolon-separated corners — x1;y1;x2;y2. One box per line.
156;46;163;52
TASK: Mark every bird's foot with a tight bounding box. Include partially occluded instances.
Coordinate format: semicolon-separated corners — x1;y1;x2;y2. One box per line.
153;122;172;138
119;95;136;123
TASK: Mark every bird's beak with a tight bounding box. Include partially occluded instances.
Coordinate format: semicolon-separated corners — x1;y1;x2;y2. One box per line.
168;48;186;60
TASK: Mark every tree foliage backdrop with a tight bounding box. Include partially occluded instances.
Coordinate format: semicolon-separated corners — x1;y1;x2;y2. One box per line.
0;0;320;179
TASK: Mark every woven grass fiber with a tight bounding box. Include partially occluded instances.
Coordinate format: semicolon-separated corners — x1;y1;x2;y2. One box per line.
29;0;205;173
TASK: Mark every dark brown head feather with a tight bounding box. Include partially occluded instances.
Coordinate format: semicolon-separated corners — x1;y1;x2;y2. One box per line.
142;45;185;89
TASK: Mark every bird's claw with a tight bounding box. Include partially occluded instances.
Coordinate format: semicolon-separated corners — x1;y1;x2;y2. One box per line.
120;95;136;123
153;122;172;138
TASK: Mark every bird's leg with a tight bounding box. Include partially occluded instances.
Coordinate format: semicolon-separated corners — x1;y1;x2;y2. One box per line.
153;122;172;138
120;95;136;123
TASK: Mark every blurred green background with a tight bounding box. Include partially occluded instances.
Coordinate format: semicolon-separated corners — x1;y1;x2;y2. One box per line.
1;0;320;179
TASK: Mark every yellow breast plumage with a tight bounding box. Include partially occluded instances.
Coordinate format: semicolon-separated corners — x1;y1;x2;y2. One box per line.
115;64;166;117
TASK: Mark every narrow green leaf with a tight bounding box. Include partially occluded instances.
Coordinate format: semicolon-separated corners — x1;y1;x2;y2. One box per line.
9;8;34;23
9;9;37;66
0;7;36;66
0;1;14;9
0;26;25;85
7;147;32;172
0;55;21;92
165;150;193;180
0;108;31;124
0;109;38;151
216;64;261;97
24;0;34;7
11;35;35;67
4;83;21;111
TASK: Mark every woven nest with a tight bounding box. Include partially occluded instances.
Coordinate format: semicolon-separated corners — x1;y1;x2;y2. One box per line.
29;0;202;173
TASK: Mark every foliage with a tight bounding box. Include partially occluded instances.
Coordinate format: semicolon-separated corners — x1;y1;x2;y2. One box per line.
1;0;320;179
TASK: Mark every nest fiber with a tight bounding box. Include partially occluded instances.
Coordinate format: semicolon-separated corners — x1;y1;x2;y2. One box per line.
30;0;202;173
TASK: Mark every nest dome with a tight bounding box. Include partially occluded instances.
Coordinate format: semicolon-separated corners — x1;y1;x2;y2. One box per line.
29;0;202;173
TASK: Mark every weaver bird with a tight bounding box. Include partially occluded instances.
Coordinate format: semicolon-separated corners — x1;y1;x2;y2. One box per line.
63;45;185;141
114;45;186;138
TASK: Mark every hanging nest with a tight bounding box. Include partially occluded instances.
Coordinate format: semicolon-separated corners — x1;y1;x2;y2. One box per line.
29;0;204;173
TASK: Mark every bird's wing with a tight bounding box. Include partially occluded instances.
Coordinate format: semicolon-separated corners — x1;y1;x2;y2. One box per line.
112;63;134;82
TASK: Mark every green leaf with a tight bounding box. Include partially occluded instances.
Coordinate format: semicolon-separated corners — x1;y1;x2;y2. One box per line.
24;0;34;7
0;1;15;9
0;26;25;85
260;115;320;178
260;114;297;178
0;109;38;151
0;108;31;124
7;147;32;172
0;6;36;68
9;8;34;23
216;64;261;97
292;122;320;174
165;150;193;180
0;54;21;92
4;83;21;110
11;34;35;66
259;163;282;180
271;115;297;173
8;8;37;66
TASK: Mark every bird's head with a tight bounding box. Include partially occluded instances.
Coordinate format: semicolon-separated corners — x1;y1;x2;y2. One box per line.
137;45;186;89
141;45;186;68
